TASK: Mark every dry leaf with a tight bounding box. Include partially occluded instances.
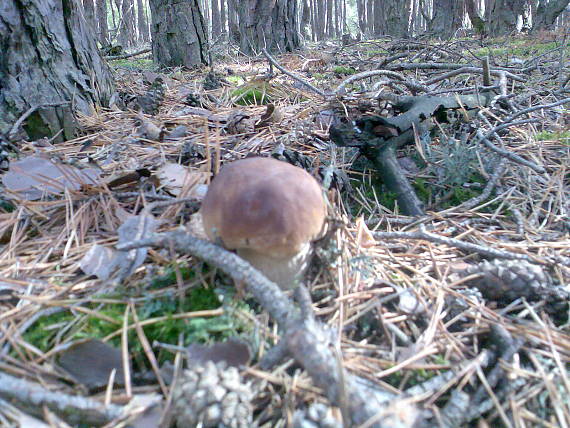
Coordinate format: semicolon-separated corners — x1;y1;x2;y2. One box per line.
185;339;251;368
155;163;208;197
355;217;377;248
2;155;101;200
57;339;125;391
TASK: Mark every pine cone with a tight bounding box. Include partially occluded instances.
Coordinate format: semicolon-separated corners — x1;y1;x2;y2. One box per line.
185;92;203;107
460;259;552;303
172;361;253;428
137;77;166;115
293;403;342;428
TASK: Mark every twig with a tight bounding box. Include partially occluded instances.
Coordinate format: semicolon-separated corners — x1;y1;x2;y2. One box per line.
335;70;428;95
117;230;405;427
105;48;151;61
476;129;546;174
7;102;72;141
0;371;124;426
373;223;538;263
261;48;328;98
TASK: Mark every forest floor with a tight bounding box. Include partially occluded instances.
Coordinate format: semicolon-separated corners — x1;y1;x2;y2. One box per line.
0;32;569;427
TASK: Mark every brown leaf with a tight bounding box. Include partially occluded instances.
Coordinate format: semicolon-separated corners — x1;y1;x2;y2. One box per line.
185;339;251;368
2;155;101;200
57;339;126;391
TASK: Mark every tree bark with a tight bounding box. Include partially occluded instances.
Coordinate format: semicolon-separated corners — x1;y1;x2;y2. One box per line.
486;0;526;36
430;0;465;38
137;0;149;42
149;0;209;67
301;0;311;39
96;0;109;44
227;0;239;42
83;0;97;33
384;0;411;38
533;0;570;31
220;0;226;34
235;0;301;54
356;0;365;35
0;0;114;141
118;0;136;46
211;0;222;38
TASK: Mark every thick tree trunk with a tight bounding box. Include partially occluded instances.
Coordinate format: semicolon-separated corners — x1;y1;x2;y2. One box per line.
486;0;525;36
227;0;239;42
301;0;311;39
430;0;465;38
149;0;208;67
356;0;365;35
83;0;97;32
118;0;136;47
96;0;109;44
326;0;334;37
384;0;411;37
220;0;226;34
373;0;383;35
211;0;221;38
0;0;114;140
533;0;570;31
465;0;486;34
137;0;149;42
235;0;300;54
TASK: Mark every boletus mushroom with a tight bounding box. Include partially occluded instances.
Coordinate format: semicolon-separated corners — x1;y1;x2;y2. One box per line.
200;157;326;290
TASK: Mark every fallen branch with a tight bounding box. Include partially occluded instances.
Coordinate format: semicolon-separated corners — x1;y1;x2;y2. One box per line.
105;48;151;61
0;371;124;426
261;48;328;99
117;228;410;428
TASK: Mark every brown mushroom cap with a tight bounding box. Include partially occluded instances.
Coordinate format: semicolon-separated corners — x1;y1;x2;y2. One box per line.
200;157;326;259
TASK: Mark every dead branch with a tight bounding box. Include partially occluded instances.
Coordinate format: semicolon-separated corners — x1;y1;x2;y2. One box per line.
0;371;124;426
105;48;151;61
116;229;412;428
261;48;328;98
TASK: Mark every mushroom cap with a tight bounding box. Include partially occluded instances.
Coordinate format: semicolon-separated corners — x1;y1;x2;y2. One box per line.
200;157;326;259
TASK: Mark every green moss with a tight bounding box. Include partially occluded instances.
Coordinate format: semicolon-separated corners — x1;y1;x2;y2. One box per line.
21;286;245;366
535;130;570;145
231;86;271;105
226;75;245;85
333;66;357;76
109;58;156;71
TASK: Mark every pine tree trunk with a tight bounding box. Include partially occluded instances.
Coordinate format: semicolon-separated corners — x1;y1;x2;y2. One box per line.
149;0;209;67
430;0;465;38
211;0;221;38
137;0;149;42
235;0;300;54
0;0;114;140
486;0;525;36
96;0;109;44
384;0;411;37
220;0;226;34
83;0;97;33
533;0;570;31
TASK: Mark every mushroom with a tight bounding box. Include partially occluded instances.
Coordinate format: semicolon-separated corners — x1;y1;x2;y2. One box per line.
200;157;326;290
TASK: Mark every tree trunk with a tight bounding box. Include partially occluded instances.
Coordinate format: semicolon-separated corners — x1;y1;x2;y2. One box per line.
227;0;239;42
235;0;301;54
211;0;221;38
301;0;311;39
384;0;411;37
0;0;114;140
118;0;136;47
430;0;465;38
325;0;333;37
83;0;97;33
137;0;150;42
149;0;208;67
486;0;525;36
96;0;109;44
373;0;383;35
356;0;365;35
465;0;486;34
533;0;570;31
365;0;373;35
220;0;226;34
